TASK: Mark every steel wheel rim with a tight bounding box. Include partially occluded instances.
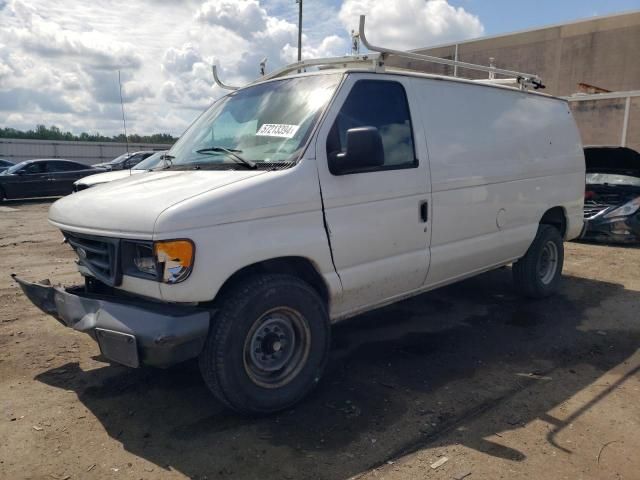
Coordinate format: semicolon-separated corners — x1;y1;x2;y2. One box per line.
538;240;559;285
243;307;311;389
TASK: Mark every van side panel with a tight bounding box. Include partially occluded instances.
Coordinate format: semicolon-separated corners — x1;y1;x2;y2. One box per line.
415;79;584;287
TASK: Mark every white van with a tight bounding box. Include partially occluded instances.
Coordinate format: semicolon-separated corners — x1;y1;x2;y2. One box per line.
15;41;585;413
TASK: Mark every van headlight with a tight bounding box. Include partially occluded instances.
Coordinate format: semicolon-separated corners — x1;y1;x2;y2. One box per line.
123;239;194;284
604;197;640;219
132;243;157;276
154;240;195;284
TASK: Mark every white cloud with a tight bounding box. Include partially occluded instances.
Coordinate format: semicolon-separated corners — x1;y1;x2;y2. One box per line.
9;1;142;70
162;44;203;75
282;34;348;63
196;0;267;33
160;0;346;110
0;62;11;78
0;0;484;137
339;0;484;50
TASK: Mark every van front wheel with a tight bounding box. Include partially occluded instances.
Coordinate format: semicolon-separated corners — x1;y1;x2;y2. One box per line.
199;274;330;414
513;224;564;298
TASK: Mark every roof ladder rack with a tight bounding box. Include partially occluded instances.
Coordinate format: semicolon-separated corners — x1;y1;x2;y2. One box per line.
211;15;545;91
357;15;544;90
212;65;239;91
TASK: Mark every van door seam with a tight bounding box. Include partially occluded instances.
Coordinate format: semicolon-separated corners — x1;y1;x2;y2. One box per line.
316;171;343;290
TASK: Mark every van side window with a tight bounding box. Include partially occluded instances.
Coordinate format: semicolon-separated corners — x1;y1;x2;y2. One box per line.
327;80;417;174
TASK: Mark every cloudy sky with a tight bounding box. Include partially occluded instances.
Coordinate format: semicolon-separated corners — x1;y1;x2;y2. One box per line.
0;0;638;136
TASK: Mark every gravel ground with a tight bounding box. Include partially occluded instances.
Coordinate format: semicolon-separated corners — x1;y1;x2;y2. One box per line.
1;199;639;480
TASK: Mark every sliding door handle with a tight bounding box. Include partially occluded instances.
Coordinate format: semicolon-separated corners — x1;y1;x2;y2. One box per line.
420;200;428;222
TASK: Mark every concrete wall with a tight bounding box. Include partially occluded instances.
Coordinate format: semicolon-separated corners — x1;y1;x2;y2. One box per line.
569;97;639;151
394;11;640;150
0;139;173;165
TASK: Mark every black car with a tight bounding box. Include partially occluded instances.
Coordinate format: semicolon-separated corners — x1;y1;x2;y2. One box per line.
0;159;14;173
92;151;156;171
582;146;640;243
0;159;102;201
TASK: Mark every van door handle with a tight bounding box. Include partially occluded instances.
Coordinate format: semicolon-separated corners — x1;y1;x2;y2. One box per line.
420;201;428;222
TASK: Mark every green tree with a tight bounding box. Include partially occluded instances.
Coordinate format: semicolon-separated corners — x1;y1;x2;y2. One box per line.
0;125;176;144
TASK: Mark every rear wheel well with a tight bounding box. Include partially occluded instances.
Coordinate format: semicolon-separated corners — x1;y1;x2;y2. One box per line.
540;207;567;238
214;257;329;306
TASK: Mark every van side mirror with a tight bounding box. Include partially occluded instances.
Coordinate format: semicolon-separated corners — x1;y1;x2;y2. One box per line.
329;126;385;175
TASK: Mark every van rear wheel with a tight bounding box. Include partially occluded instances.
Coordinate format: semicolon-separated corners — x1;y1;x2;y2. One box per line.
513;224;564;298
199;274;330;414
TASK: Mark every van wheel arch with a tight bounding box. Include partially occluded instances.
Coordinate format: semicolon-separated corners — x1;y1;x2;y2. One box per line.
539;207;567;239
213;256;330;307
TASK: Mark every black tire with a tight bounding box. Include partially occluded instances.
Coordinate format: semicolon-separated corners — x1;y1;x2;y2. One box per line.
513;224;564;298
0;187;5;202
199;273;330;414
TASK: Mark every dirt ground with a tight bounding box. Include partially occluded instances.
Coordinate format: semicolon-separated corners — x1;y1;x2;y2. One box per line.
1;200;639;480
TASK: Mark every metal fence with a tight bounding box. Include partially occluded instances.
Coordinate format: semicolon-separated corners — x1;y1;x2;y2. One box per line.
0;138;173;166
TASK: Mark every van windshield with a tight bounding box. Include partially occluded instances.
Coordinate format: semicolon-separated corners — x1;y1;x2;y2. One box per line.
166;74;341;169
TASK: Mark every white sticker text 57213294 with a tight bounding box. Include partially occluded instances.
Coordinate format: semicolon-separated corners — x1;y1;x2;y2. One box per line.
256;124;300;138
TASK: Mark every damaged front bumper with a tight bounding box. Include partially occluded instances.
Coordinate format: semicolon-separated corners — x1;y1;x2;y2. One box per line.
12;275;210;368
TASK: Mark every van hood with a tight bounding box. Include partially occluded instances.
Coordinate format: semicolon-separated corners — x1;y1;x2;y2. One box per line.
49;169;266;237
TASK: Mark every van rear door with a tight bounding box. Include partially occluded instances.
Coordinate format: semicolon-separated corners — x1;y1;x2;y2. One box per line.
315;73;432;316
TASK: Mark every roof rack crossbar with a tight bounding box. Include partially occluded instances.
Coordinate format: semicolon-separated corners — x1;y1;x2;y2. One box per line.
212;65;239;91
358;15;544;89
258;54;379;83
473;78;520;85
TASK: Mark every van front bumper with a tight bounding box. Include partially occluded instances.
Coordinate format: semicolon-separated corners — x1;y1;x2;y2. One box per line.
12;276;210;368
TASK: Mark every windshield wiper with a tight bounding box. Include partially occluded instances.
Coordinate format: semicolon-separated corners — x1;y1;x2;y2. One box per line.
196;147;256;169
152;154;176;172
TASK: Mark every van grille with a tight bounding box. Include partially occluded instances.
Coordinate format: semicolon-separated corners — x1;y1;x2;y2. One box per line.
64;232;121;286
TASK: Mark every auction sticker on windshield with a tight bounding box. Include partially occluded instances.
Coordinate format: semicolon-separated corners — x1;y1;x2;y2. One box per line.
256;124;300;138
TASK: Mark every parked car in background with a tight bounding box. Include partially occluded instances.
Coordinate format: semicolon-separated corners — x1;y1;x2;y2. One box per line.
0;159;102;200
73;151;168;191
581;146;640;243
92;151;156;171
0;159;14;173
